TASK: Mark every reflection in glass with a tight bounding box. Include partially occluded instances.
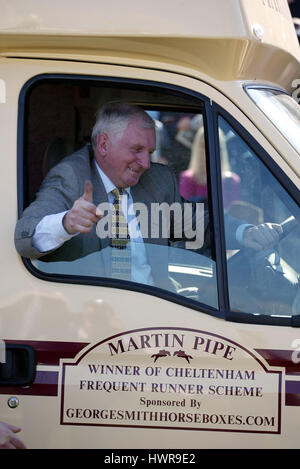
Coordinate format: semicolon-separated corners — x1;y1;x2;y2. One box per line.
33;243;218;309
219;116;300;318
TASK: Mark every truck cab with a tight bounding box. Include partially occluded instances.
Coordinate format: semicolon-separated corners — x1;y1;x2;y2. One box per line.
0;0;300;449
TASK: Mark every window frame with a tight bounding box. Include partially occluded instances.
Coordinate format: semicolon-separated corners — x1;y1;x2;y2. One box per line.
17;72;225;320
17;72;300;326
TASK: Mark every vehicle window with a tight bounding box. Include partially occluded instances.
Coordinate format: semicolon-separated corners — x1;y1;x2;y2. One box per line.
19;78;218;310
218;116;300;319
246;87;300;154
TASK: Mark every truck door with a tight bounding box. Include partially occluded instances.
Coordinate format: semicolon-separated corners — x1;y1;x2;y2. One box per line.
0;58;299;448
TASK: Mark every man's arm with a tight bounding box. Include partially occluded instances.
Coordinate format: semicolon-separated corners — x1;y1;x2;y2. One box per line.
15;161;80;259
32;211;74;253
32;180;100;253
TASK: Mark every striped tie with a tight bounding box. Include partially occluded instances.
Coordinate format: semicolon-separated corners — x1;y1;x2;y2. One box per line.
110;188;131;281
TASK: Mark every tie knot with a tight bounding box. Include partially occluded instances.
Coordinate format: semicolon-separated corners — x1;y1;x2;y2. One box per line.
111;187;124;200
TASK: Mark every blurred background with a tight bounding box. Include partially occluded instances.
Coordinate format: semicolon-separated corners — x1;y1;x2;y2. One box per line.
289;0;300;43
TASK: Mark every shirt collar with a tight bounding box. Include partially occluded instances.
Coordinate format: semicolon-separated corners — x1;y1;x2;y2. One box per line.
95;160;131;196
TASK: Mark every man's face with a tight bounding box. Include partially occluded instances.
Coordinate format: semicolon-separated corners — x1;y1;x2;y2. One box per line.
96;120;156;188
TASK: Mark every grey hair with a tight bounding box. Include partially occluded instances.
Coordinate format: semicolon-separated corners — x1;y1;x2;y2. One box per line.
91;102;155;150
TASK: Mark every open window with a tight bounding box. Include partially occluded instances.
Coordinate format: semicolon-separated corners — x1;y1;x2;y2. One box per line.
18;75;299;325
18;75;219;312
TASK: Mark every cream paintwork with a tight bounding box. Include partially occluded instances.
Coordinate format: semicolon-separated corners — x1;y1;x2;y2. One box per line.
1;38;300;92
0;0;285;40
0;0;299;449
0;0;298;56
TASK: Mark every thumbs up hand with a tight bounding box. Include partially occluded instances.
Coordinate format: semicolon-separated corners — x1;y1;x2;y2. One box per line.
63;180;100;234
82;179;93;203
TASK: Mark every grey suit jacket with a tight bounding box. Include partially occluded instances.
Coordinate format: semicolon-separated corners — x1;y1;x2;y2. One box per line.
14;145;240;285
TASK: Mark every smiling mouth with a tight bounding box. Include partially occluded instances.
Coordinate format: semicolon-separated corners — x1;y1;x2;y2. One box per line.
128;167;140;175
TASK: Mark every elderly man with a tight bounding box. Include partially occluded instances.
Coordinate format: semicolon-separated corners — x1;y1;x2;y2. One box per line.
15;102;282;286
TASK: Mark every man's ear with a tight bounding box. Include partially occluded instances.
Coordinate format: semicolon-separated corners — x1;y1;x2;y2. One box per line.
96;133;109;156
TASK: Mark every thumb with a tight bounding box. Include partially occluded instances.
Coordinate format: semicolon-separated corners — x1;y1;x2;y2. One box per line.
82;180;93;203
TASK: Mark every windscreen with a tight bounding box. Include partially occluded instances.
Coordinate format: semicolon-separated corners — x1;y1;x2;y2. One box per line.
246;87;300;154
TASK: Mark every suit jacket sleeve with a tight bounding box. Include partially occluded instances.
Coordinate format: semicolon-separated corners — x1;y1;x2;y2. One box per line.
14;159;83;259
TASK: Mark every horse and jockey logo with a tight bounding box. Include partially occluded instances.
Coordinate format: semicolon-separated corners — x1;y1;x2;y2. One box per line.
151;349;193;363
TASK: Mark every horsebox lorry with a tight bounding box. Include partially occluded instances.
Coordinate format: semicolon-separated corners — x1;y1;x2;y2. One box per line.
0;0;300;449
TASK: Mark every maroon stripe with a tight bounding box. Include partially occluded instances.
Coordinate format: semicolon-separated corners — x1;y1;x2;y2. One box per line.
256;349;300;406
0;371;59;396
4;340;89;366
285;380;300;406
2;367;300;407
2;344;300;404
255;349;300;375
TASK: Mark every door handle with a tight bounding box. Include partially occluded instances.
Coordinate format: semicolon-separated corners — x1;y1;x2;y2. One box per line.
0;344;36;386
